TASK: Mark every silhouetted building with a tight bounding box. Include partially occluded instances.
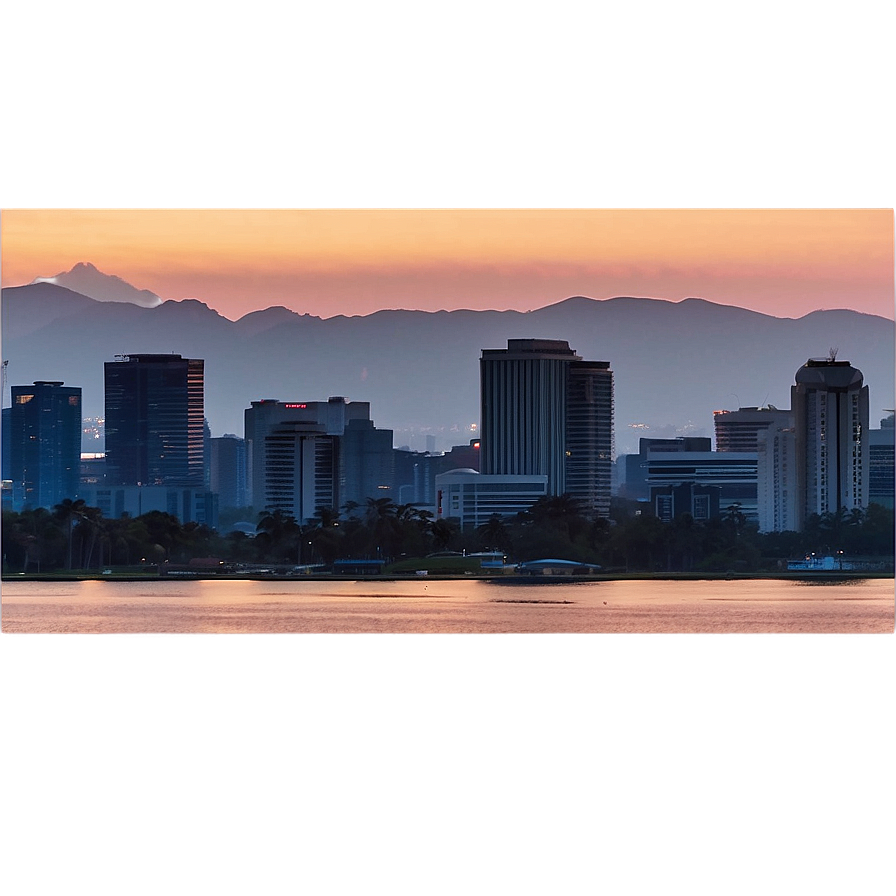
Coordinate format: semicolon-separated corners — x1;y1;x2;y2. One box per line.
104;354;205;487
341;418;395;508
1;407;10;481
566;361;614;518
652;483;721;523
393;439;481;507
210;435;248;510
480;339;613;517
868;414;894;509
792;357;869;529
79;485;218;528
9;381;81;510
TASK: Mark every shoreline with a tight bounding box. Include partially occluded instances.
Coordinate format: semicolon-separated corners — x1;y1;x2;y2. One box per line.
4;571;894;585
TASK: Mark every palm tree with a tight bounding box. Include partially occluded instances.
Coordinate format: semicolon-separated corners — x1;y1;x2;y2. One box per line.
256;508;301;562
53;498;89;570
476;514;509;552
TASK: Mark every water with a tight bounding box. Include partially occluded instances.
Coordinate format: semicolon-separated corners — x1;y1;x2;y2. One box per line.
5;575;892;896
2;577;893;633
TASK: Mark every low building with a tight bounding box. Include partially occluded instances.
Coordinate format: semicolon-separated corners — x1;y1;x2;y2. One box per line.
651;483;721;523
78;485;218;528
868;414;894;509
435;468;548;528
622;437;712;502
646;450;758;523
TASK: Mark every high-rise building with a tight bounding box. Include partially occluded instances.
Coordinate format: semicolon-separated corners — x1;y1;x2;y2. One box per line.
792;357;869;528
210;434;249;510
104;354;205;487
244;397;393;520
756;425;798;532
9;381;82;510
479;339;614;517
566;361;614;518
714;406;794;452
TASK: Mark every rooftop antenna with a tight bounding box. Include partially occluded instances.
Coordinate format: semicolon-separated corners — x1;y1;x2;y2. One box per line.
1;360;8;408
828;347;838;361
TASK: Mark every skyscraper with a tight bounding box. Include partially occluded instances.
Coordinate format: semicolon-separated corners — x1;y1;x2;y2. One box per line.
210;434;249;510
480;339;614;517
104;354;205;487
244;396;394;520
9;380;82;510
792;356;869;528
566;360;615;518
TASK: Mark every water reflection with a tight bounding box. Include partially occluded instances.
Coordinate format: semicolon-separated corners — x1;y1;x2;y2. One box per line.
3;577;893;634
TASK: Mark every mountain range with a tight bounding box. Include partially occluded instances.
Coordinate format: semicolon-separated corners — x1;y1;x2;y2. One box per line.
2;269;894;455
31;262;162;308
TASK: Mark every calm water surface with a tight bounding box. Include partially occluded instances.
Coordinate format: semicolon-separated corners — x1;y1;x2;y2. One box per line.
2;577;893;633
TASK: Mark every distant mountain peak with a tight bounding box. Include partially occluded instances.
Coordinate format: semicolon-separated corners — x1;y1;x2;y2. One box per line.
32;262;162;308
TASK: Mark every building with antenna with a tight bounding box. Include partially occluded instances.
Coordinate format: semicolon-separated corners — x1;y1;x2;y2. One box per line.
792;356;869;529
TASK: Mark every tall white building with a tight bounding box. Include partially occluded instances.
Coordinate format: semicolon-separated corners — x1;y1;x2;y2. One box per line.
792;357;869;529
756;425;798;532
479;339;613;517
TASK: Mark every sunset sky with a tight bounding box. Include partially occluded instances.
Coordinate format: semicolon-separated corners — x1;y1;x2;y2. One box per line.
2;0;894;318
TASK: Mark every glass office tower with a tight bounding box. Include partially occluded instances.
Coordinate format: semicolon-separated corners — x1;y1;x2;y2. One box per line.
9;380;82;509
104;354;205;487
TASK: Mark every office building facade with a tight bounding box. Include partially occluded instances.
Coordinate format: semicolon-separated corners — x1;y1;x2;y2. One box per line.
792;357;869;528
756;425;798;532
622;437;712;502
104;354;205;488
480;339;613;517
245;397;394;520
868;414;894;509
9;381;82;510
714;406;794;452
435;469;548;529
646;451;758;523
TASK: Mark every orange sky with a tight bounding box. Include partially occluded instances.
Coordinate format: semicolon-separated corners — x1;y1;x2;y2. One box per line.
2;209;893;320
2;0;894;317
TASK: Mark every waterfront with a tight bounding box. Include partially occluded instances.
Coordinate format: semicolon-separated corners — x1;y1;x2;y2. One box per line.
2;577;893;633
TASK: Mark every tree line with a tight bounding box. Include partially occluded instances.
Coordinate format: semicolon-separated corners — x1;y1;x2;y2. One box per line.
2;495;893;574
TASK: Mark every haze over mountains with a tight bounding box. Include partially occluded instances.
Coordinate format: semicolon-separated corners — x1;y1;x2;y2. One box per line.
3;267;894;455
31;262;163;308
